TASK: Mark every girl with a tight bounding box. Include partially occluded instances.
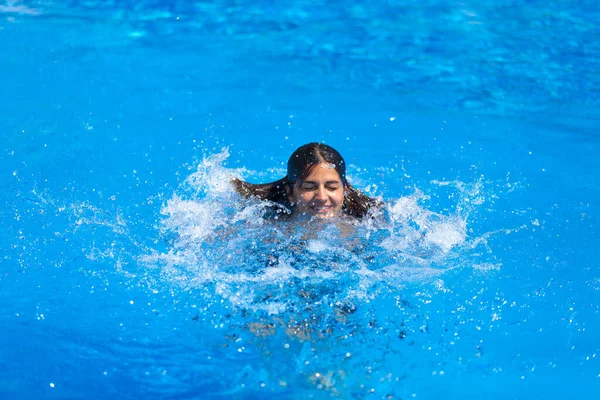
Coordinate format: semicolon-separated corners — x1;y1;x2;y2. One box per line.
232;142;379;220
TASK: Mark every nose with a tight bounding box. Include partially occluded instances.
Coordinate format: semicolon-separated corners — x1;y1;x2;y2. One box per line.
315;186;327;201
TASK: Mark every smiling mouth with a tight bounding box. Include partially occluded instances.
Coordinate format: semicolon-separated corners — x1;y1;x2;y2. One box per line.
311;206;332;213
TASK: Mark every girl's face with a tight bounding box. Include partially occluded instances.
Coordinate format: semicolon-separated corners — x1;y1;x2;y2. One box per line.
287;163;345;219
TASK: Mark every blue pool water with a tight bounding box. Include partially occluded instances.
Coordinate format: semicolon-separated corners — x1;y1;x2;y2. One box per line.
1;1;599;398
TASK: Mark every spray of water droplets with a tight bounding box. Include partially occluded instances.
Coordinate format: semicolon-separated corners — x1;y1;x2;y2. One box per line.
139;149;503;315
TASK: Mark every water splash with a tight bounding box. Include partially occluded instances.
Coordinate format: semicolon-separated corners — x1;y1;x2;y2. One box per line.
142;149;502;316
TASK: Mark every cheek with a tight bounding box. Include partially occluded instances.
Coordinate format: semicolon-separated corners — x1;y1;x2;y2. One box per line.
297;192;314;204
290;189;310;205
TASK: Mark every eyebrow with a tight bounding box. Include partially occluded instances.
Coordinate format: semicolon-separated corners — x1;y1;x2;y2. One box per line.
301;180;341;185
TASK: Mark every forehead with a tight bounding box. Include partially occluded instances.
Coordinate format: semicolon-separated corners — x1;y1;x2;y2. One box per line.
301;163;343;182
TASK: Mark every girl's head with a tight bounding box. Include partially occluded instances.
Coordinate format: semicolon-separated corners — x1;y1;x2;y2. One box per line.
285;143;347;219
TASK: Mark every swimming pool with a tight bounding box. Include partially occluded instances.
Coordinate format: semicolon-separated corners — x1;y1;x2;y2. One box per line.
1;0;599;398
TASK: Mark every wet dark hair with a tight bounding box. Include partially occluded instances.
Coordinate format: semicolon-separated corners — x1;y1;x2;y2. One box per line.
232;142;380;219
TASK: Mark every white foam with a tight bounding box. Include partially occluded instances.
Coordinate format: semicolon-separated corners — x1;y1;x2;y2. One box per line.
424;218;466;253
137;150;504;314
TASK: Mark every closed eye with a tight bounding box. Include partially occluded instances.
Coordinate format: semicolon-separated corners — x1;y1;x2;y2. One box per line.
299;181;342;191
